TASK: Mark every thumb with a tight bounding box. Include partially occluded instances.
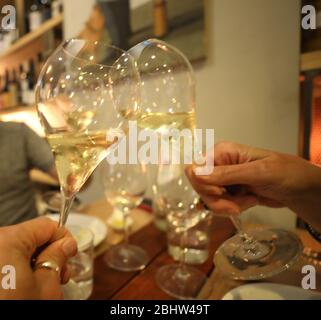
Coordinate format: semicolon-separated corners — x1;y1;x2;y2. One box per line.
34;236;77;295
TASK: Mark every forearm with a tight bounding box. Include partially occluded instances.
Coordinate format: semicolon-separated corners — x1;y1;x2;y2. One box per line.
286;164;321;233
47;165;59;181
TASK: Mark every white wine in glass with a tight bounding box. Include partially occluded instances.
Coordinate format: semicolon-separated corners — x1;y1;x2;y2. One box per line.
36;39;140;226
127;39;195;134
137;111;195;132
47;130;117;197
106;191;145;211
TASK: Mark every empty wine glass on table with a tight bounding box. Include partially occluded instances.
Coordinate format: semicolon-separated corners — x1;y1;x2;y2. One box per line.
103;162;149;271
35;39;140;226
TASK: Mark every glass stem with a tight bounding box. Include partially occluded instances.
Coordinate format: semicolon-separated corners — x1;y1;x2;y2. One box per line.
123;207;130;244
179;218;188;269
229;215;255;245
59;192;75;227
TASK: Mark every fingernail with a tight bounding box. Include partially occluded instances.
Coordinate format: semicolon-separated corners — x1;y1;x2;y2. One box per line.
216;187;226;195
62;238;77;256
220;187;227;194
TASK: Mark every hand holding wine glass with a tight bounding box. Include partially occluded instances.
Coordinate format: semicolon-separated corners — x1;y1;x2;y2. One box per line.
185;141;321;229
185;141;308;280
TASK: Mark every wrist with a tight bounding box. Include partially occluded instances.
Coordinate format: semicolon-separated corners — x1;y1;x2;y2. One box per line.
286;162;321;232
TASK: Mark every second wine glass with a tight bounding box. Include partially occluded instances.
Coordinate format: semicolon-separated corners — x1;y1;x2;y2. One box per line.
103;162;149;271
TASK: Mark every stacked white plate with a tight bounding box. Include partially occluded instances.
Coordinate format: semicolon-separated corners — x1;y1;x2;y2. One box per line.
47;212;108;248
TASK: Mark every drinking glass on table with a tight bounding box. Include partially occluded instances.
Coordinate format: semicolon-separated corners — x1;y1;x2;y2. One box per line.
154;164;212;299
103;162;149;271
63;225;94;300
35;39;140;226
167;208;212;265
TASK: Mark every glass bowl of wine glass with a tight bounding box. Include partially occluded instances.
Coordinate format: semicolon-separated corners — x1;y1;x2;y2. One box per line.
35;39;140;226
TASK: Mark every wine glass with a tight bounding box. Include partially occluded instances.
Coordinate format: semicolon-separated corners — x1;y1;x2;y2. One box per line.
127;39;198;237
35;39;140;226
214;212;303;280
127;39;210;298
127;39;196;152
103;162;148;271
155;164;212;299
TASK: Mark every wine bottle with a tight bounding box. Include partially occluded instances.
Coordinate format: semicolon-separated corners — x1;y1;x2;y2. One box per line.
40;0;52;21
26;59;36;104
51;0;63;17
20;62;29;105
2;70;11;108
35;52;44;79
29;1;43;32
153;0;168;37
9;69;19;107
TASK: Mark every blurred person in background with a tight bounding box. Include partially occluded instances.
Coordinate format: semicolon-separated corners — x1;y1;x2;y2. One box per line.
0;121;57;226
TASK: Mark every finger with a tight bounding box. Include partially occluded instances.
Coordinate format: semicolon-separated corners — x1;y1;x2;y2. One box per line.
257;197;284;208
61;265;71;285
214;142;272;165
17;217;72;259
189;182;227;196
192;161;264;186
200;194;258;215
17;217;59;257
200;194;240;215
185;166;226;195
34;236;77;283
231;194;258;211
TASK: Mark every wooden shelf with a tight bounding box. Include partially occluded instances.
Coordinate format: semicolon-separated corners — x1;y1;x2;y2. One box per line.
0;14;63;60
301;50;321;71
0;104;35;115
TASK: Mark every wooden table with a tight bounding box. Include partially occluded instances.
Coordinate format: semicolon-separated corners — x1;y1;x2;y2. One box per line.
83;200;321;300
85;199;235;300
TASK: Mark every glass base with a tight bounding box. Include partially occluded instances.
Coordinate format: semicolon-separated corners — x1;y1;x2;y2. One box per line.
104;243;148;272
156;264;210;299
214;228;302;280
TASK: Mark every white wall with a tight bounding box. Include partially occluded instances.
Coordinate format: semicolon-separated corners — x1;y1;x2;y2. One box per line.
130;0;150;9
63;0;150;38
64;0;301;229
194;0;300;229
63;0;95;39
